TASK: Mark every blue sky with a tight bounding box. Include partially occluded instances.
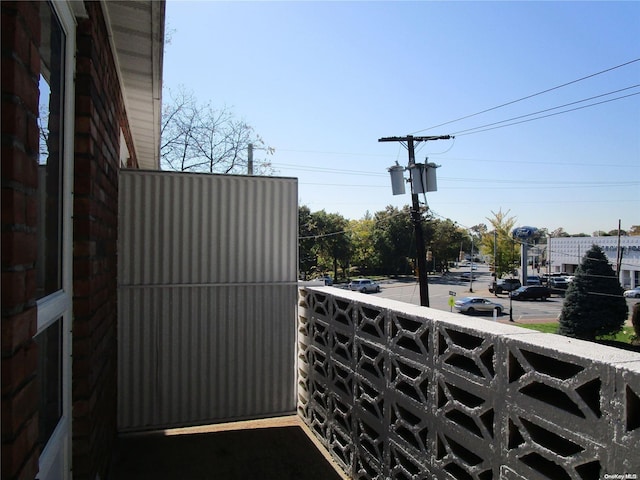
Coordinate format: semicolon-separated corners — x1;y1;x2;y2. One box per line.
163;1;640;235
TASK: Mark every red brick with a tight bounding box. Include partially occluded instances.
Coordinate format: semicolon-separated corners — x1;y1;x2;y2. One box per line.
1;56;39;115
0;98;28;138
24;195;37;226
75;134;93;156
1;365;38;435
4;15;34;75
1;308;37;355
0;412;39;480
1;188;25;225
1;270;28;311
15;2;41;45
1;144;39;189
1;230;37;266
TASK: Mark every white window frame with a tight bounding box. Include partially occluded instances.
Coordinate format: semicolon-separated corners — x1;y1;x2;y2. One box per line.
35;1;75;479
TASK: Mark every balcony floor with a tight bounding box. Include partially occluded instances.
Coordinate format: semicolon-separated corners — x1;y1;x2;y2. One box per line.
109;415;347;480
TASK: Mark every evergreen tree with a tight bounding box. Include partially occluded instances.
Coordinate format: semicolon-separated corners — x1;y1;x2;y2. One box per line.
558;245;628;340
631;302;640;345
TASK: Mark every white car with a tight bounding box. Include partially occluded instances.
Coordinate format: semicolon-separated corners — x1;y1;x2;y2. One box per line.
624;287;640;298
454;297;504;315
348;278;381;293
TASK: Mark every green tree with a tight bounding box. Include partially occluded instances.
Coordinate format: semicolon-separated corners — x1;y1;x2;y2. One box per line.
372;205;417;275
298;205;319;278
313;210;351;281
430;219;467;271
480;209;519;278
631;303;640;345
558;245;628;341
349;213;376;275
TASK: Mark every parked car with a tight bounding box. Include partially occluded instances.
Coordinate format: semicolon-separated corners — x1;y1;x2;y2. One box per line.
548;277;569;295
526;275;542;286
317;275;333;286
624;287;640;298
460;272;477;281
348;278;381;293
454;297;504;315
510;286;551;301
489;278;521;294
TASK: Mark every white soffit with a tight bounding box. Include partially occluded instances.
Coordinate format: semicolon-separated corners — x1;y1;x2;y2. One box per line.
103;1;165;170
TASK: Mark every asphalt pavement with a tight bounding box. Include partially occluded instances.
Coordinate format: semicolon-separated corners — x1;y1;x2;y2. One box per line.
364;266;637;324
337;265;638;325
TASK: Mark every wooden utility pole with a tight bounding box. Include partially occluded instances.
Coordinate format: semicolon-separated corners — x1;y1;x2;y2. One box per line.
378;135;452;307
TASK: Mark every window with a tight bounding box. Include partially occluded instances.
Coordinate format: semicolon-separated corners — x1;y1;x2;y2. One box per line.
37;1;65;300
35;318;62;448
35;3;72;476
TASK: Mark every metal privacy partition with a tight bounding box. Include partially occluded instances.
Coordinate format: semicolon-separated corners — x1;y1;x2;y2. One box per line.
117;170;298;431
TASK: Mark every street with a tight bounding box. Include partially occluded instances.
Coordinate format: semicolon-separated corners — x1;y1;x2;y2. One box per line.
339;264;638;324
371;265;561;323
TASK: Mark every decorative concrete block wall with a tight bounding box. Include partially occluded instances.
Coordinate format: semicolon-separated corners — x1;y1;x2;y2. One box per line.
297;286;640;480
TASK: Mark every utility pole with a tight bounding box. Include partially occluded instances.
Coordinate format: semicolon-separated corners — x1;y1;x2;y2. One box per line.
247;143;254;175
378;135;451;307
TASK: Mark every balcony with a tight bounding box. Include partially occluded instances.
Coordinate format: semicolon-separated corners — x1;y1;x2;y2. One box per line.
111;286;640;479
110;416;347;479
114;172;639;479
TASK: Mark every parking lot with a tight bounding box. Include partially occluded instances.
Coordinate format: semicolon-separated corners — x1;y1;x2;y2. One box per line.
370;266;560;323
325;264;639;325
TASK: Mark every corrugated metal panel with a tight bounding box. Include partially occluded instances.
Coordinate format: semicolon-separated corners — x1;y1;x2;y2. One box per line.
119;170;298;286
117;170;298;431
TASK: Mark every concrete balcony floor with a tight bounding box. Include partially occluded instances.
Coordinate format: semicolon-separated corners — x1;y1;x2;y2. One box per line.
110;415;348;480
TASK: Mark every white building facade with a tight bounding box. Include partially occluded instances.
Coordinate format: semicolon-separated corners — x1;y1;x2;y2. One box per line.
548;236;640;288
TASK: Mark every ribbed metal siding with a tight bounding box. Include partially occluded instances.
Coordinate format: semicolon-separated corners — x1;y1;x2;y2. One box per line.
117;170;298;431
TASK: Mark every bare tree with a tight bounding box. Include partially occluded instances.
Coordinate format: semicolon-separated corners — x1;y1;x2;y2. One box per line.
160;86;274;175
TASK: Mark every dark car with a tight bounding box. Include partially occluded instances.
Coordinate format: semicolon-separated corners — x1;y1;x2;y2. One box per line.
548;277;569;295
510;285;551;301
489;278;521;294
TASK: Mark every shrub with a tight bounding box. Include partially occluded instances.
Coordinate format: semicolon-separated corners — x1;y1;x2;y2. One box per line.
631;303;640;345
558;245;628;340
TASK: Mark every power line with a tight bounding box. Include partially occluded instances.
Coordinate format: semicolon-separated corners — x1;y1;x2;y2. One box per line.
451;84;640;136
272;154;634;170
299;179;639;190
411;57;640;134
453;91;640;137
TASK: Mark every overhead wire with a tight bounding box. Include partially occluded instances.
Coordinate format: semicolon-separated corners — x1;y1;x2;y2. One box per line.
411;57;640;134
298;206;410;241
451;84;640;135
452;90;640;137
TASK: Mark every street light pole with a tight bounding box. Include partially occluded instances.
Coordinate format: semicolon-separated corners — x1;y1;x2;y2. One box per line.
379;135;452;308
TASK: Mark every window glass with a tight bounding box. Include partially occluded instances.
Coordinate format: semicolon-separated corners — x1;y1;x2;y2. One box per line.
37;1;65;299
35;317;62;449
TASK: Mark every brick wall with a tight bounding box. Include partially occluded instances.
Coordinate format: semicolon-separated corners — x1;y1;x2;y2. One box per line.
72;2;136;479
3;1;138;477
1;2;42;479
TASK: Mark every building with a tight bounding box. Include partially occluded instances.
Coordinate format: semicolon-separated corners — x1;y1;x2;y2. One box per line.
548;236;640;288
3;2;639;480
3;4;299;480
2;2;165;478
